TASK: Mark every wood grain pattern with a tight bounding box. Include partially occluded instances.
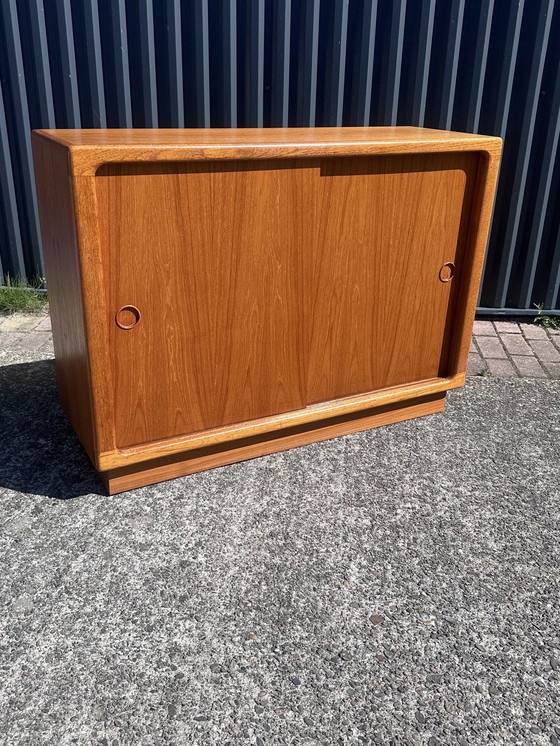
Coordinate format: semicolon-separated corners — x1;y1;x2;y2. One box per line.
306;153;476;403
33;127;502;176
96;160;313;448
100;392;446;494
31;134;97;462
446;152;502;375
95;154;474;451
31;127;502;493
97;374;464;470
70;175;117;465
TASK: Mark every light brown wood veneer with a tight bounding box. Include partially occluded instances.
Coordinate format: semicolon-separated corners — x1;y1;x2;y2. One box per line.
32;127;501;494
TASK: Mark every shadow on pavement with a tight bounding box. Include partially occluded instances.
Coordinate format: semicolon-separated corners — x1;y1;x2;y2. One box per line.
0;360;105;499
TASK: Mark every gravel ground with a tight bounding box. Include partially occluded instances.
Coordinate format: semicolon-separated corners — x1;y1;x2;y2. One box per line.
0;345;559;745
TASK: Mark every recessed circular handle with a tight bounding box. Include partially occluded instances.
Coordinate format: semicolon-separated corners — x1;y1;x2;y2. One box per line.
115;305;141;330
439;262;455;283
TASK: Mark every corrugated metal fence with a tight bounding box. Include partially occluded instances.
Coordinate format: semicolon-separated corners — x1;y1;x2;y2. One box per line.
1;0;559;314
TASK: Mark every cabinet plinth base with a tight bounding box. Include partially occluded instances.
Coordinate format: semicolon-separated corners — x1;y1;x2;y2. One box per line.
98;392;446;494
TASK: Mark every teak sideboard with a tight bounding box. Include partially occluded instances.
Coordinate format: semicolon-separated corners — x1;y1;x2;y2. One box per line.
32;127;501;494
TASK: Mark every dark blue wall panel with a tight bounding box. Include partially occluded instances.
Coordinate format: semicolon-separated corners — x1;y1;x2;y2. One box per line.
0;0;559;313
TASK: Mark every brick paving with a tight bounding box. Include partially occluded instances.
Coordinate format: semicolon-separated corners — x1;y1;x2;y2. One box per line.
1;310;560;379
470;318;560;379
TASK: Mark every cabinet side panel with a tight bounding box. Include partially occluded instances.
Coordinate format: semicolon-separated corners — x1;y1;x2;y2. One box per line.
446;151;501;374
31;134;96;461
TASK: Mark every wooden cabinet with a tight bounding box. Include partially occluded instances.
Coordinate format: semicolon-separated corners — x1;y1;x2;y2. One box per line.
32;127;501;494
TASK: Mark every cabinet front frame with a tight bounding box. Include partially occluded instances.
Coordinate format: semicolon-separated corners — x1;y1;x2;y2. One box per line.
69;144;500;473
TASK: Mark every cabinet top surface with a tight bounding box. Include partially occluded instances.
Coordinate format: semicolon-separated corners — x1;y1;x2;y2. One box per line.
35;126;500;148
33;127;501;175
